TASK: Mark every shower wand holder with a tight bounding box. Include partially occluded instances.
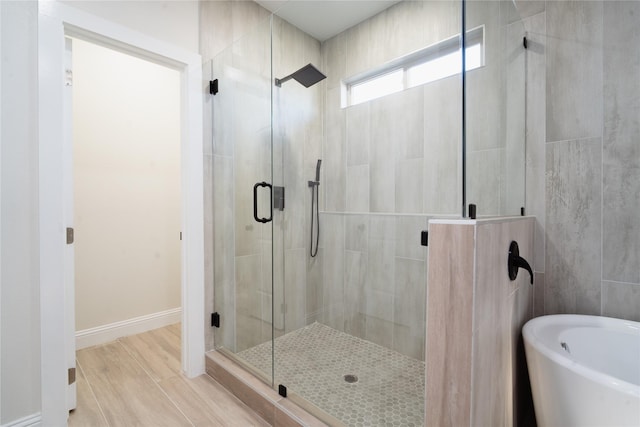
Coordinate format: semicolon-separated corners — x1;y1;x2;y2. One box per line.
308;180;319;187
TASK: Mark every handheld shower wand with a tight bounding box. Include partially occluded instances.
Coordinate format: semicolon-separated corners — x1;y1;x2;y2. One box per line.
309;159;321;257
315;159;322;182
309;159;322;186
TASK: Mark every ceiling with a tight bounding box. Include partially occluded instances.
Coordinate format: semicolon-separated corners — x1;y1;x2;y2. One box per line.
255;0;401;42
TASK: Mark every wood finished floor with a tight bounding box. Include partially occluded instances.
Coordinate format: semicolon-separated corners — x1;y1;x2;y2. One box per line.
69;324;270;427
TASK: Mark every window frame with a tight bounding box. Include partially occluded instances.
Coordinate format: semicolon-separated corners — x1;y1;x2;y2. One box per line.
342;25;485;107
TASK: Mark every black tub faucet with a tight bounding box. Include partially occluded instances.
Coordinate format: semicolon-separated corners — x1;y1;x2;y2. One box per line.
508;241;533;284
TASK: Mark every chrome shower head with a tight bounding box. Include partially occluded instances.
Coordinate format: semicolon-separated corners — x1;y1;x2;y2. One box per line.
275;63;327;88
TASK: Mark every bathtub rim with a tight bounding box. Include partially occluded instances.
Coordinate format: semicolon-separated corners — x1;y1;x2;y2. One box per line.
523;314;640;399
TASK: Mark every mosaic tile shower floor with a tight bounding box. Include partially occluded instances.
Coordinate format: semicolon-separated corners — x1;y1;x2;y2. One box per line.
236;322;425;427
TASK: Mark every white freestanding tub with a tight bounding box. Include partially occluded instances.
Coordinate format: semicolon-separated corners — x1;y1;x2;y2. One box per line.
523;315;640;427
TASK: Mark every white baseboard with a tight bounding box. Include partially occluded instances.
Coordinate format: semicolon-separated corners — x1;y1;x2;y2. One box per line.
1;413;41;427
76;308;181;350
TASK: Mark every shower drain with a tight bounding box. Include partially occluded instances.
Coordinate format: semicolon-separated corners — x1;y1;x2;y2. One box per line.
343;374;358;383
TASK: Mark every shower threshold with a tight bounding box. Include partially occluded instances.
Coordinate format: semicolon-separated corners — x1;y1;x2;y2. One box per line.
231;322;425;427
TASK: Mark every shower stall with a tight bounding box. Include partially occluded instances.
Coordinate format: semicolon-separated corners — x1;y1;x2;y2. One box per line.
206;1;526;425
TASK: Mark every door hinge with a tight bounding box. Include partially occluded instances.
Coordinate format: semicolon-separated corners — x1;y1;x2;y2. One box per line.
211;312;220;328
68;367;76;385
66;228;74;244
278;384;287;398
421;230;428;247
210;79;218;95
65;69;73;86
180;231;183;241
468;203;477;219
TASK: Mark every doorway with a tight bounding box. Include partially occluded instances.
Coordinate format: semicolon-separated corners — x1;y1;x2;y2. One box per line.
70;37;182;348
38;4;204;425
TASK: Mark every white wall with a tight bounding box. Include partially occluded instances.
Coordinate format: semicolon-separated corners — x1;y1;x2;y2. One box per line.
1;1;41;424
0;1;198;424
61;0;199;53
72;38;181;332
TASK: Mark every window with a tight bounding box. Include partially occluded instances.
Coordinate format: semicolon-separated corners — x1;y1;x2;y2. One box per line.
343;26;484;107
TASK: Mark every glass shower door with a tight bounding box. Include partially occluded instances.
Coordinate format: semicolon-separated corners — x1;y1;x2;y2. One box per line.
266;2;461;426
210;16;276;384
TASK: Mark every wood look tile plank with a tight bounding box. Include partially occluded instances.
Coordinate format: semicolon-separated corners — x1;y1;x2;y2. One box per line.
166;322;181;337
118;325;182;382
426;223;475;427
75;324;271;427
77;342;191;427
68;360;109;427
159;374;270;427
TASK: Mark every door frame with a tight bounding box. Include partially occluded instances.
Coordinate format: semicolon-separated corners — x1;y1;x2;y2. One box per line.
38;3;204;425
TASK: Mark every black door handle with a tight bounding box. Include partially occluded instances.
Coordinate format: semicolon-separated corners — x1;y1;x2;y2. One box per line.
253;182;273;223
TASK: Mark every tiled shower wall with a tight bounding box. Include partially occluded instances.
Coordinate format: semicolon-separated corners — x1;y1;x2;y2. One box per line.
317;214;429;360
201;0;534;359
316;0;462;361
271;16;324;339
316;0;527;360
321;1;461;217
521;1;640;321
201;1;464;358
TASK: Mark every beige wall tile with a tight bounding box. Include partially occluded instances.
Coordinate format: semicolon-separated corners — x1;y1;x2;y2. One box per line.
344;250;368;338
423;75;461;216
395;159;423;213
346;102;370;167
346;165;370;212
345;215;369;252
306;249;324;322
395;216;428;261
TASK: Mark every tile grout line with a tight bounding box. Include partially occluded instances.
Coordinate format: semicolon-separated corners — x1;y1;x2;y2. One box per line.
116;340;196;427
76;357;111;427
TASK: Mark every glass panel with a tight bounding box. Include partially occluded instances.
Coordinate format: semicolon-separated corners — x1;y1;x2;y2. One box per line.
258;2;462;426
211;16;275;385
464;1;527;217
